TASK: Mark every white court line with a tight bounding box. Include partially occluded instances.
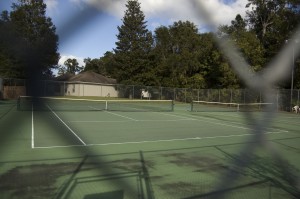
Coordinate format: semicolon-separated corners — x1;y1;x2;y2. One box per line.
68;110;196;123
46;105;86;146
160;112;289;133
67;111;287;133
31;105;34;149
104;111;138;121
156;112;196;120
68;118;195;123
195;111;300;126
33;131;284;149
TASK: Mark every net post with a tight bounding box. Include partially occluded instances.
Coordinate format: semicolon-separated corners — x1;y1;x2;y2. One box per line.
105;100;108;110
237;104;240;112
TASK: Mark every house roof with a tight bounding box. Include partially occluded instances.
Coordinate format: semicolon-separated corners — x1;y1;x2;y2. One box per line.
55;71;117;84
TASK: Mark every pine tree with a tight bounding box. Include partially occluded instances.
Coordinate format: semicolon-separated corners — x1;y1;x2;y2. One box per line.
114;0;153;85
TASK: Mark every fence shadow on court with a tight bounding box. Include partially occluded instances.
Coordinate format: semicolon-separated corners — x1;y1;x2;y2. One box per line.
216;147;300;198
52;151;155;199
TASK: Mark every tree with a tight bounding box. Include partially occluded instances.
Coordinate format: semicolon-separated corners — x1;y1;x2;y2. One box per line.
84;57;101;73
219;14;266;73
0;0;59;78
245;0;300;58
0;10;25;78
152;21;207;88
63;58;82;74
113;0;153;85
152;21;234;89
98;51;117;77
84;51;116;77
57;65;67;76
244;0;300;88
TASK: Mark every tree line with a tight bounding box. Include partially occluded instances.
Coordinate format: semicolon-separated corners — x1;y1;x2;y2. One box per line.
0;0;299;89
85;0;300;89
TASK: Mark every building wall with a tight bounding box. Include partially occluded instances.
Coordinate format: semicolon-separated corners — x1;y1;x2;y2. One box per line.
63;82;118;97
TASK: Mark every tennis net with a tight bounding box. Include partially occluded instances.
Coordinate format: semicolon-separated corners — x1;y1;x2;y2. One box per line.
18;96;174;112
191;101;273;112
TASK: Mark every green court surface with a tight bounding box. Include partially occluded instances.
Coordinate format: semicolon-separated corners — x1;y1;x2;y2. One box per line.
0;101;299;199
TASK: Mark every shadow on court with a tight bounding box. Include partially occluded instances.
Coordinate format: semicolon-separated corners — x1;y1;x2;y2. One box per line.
0;105;299;198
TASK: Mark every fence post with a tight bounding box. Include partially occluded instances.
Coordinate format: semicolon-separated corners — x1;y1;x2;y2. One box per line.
260;91;262;103
0;78;3;99
63;82;65;96
185;88;187;103
207;89;210;101
268;182;272;199
133;85;135;99
160;87;162;100
297;89;299;105
173;88;176;101
277;89;279;112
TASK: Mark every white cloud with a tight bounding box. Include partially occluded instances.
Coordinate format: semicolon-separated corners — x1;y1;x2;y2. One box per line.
58;55;85;67
73;0;249;31
199;0;249;25
44;0;58;12
140;0;249;30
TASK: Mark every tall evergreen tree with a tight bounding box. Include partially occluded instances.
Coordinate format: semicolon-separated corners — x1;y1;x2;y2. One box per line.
113;0;153;85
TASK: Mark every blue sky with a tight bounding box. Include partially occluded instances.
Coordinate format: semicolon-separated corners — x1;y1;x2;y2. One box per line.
0;0;249;69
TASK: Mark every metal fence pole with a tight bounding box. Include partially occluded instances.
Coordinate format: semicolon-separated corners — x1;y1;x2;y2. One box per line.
0;78;3;99
160;87;162;100
185;88;187;103
133;85;135;99
297;89;300;105
173;88;175;101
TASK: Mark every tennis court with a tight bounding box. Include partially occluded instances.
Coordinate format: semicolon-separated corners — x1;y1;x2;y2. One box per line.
0;98;299;198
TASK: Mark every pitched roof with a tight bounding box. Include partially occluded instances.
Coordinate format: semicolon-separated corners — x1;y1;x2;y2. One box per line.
55;71;117;84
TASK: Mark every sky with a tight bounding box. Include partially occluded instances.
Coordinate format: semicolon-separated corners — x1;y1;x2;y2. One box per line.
0;0;250;70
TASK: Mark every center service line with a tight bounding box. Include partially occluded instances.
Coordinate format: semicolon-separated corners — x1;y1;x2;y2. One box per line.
46;105;87;146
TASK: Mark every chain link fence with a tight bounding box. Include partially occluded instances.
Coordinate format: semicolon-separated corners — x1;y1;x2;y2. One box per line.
1;77;300;112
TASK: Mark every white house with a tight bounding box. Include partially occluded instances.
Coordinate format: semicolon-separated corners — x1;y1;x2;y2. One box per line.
53;71;118;97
